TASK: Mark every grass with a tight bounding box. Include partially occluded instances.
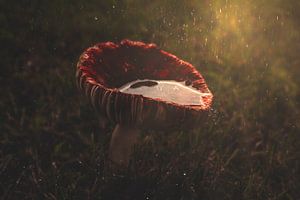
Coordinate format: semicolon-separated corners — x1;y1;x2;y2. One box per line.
1;0;300;199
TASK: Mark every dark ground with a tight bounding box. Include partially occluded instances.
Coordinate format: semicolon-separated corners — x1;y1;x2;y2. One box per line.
1;0;300;199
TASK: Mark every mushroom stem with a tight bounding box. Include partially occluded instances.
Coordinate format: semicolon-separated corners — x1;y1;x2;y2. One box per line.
109;124;140;166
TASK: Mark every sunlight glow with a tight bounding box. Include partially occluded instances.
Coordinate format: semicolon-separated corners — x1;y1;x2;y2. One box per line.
209;1;254;64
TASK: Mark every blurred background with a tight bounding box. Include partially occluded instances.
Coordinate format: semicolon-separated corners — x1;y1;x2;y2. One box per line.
1;0;299;199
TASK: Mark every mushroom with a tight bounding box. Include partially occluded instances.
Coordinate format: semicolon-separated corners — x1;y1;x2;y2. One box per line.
76;40;213;166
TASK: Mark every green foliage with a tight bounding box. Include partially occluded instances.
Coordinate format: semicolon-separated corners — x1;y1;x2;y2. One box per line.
1;0;299;199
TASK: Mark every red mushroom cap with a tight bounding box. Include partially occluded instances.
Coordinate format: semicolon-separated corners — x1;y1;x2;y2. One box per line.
76;40;213;130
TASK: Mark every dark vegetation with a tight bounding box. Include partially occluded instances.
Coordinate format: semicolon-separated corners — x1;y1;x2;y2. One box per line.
1;0;299;199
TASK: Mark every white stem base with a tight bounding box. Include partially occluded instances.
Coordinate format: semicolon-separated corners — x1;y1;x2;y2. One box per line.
108;124;140;166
